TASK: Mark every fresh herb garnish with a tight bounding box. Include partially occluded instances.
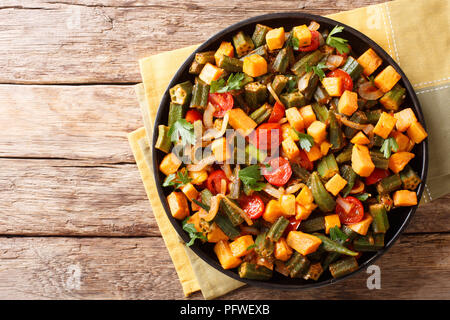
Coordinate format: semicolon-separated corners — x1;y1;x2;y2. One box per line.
238;164;266;191
329;226;349;243
182;217;207;247
305;62;328;81
355;193;371;201
168;119;196;145
286;76;298;93
163;170;192;189
210;72;246;93
246;243;257;251
326;25;350;54
294;129;315;152
380;137;399;158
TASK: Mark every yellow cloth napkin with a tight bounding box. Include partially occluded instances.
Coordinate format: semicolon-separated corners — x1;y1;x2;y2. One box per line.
129;0;449;299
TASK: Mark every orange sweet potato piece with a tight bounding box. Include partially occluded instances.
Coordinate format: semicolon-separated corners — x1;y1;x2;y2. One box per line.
274;237;293;261
388;152;415;173
393;190;418;206
229;235;254;258
207;223;229;243
214;240;242;269
286;231;322;255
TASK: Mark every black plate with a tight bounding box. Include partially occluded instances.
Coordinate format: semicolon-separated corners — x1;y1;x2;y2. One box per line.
152;12;428;289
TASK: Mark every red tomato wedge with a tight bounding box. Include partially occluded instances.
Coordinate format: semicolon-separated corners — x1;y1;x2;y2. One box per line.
262;157;292;187
249;122;283;151
327;69;353;92
185;109;203;124
294;149;314;171
206;170;230;195
267;102;285;123
297;30;320;52
286;217;301;232
365;168;390;186
208;92;234;118
239;194;265;219
336;196;364;224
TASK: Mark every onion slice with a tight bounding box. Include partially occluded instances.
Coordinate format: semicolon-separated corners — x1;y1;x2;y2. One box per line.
326;55;344;70
308;21;320;31
336;113;370;131
358;81;384;100
202;111;229;141
187;155;215;172
267;83;284;107
298;71;313;92
336;196;355;214
203;102;215;129
285;182;306;194
199;195;222;222
263;183;282;199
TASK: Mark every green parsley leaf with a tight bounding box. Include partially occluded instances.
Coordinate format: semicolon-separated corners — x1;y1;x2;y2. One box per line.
329;226;349;243
162;170;192;189
168;119;196;145
294;130;315;152
326;25;350;54
210;72;246;93
239;165;266;191
355;193;371;201
182;217;207;247
380;137;399;158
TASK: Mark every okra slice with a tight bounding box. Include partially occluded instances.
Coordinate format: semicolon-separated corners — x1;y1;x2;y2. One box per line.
232;31;255;58
314;85;331;104
400;165;421;190
313;233;358;256
340;165;357;197
344;111;368;139
303;262;324;281
216;54;243;72
169;81;193;106
250;103;273;125
329;111;344;152
317;154;339;180
291;50;325;76
155;125;172;153
379;84;406;111
365;109;382;124
244;82;268;109
311;102;329;123
168;102;186;128
219;197;244;226
266;216;290;242
194;51;215;65
189;82;210;109
370;150;389;170
291;163;311;182
336;145;353;164
238;262;273;280
271;47;289;73
242;45;268;60
376;173;402;194
299;216;325;233
329;256;359;278
303;73;320;102
310;172;336;212
286;251;311;278
341;56;363;82
189;60;204;75
252;24;271;47
213;212;240;240
369;204;390;234
255;231;275;258
280;91;306;108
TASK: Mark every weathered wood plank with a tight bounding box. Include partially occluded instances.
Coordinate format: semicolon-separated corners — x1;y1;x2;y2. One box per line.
0;233;447;299
0;159;157;236
0;84;140;162
0;158;448;236
0;0;385;84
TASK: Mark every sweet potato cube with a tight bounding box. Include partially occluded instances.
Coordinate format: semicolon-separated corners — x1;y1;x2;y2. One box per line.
347;214;373;235
274;237;293;261
159;153;182;176
373;112;397;139
279;194;296;216
394;108;418;132
286;231;322;255
230;235;254;258
407;121;428;144
296;186;314;206
325;174;348;196
199;62;224;84
228;108;257;136
295;204;312;220
214;41;234;65
351;144;375;177
214;240;242;269
292;25;312;47
188;212;202;233
357;48;382;76
338;90;359;116
243;54;268;77
167;191;189;220
282;137;300;160
391;131;411;152
281;123;299;141
307;120;327;144
393;190;418;206
211;137;231;162
374;65;401;93
207;223;229;243
263;200;284;223
286;107;305;132
188;169;208;185
351;131;370;145
322;77;343;97
388;152;415;173
324;214;341;234
265;27;285;50
299;105;317;128
306;145;323;162
320;140;332;156
181;183;199;202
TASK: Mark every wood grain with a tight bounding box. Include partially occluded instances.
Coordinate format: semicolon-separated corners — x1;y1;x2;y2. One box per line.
0;233;448;300
0;84;140;162
0;0;385;84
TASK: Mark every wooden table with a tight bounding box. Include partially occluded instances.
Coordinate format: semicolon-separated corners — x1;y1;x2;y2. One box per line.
0;0;448;300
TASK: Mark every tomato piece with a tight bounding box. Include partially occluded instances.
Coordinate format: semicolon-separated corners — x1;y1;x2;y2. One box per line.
336;196;364;224
286;217;301;232
293;149;314;171
208;92;234;118
239;194;265;219
249;122;283;150
185;109;203;124
206;170;230;195
365;168;390;186
297;30;320;52
327;69;353;92
262;157;292;187
267;102;285;123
